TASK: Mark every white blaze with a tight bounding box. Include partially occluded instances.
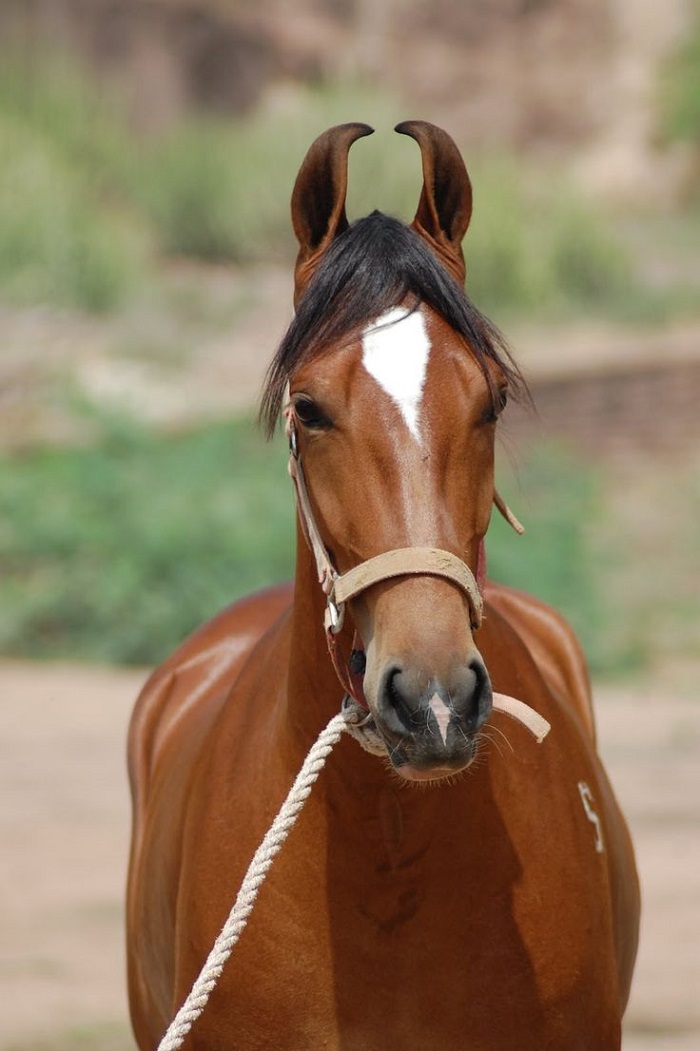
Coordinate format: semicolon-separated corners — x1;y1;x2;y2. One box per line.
428;692;452;746
361;307;431;442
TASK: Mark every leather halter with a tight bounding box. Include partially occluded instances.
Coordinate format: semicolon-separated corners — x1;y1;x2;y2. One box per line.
284;406;551;745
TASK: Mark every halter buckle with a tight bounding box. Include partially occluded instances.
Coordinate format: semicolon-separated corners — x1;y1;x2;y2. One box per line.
325;596;345;634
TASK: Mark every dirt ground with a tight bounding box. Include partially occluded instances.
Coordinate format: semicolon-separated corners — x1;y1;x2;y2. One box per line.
1;660;698;1050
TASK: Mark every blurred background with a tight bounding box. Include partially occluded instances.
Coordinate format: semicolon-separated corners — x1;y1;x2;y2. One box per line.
0;1;698;1049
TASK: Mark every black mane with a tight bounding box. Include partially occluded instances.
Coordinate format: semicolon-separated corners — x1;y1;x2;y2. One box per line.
259;212;525;436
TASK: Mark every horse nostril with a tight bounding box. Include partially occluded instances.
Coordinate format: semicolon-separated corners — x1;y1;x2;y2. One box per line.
384;666;419;733
466;657;492;732
378;658;492;739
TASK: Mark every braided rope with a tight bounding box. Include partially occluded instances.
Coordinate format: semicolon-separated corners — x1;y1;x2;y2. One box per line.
156;710;348;1051
155;693;549;1050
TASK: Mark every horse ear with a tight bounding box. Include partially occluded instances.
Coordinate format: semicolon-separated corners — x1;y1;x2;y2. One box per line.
291;122;374;305
395;120;472;285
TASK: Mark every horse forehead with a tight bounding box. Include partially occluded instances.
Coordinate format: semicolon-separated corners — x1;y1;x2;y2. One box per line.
360;306;460;441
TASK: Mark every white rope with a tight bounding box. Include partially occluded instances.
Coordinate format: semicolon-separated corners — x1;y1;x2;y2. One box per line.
156;710;348;1051
156;694;549;1050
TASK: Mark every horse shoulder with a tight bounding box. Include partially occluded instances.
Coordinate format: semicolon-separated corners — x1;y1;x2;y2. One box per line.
128;582;293;809
126;583;293;1044
484;580;597;744
483;581;640;1011
126;581;293;927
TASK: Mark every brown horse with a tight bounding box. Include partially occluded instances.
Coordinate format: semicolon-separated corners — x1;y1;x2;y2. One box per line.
127;122;639;1050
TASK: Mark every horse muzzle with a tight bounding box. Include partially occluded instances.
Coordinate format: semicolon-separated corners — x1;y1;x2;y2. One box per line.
371;654;493;781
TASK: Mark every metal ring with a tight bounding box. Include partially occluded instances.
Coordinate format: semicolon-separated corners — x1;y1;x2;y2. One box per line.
327;598;344;634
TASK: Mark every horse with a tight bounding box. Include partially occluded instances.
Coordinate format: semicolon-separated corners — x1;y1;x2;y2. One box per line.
126;121;640;1050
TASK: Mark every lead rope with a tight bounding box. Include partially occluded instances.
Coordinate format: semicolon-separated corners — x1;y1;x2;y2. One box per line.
157;694;549;1051
156;709;352;1051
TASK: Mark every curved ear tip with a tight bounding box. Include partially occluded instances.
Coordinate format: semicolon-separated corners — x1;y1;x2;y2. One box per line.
394;120;437;138
336;122;375;139
301;123;375;159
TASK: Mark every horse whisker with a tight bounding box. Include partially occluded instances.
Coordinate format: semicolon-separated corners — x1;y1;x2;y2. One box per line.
486;720;515;755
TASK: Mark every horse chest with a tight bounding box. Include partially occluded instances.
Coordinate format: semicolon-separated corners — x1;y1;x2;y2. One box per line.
327;783;502;949
347;788;428;935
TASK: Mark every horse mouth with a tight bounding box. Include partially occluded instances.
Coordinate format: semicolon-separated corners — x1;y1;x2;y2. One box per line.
383;731;480;783
344;695;482;781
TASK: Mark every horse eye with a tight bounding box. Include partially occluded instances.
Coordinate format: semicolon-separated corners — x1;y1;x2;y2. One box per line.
293;397;331;430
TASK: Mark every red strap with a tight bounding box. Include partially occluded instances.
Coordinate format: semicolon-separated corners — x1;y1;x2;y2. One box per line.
326;628;368;708
477;538;487;595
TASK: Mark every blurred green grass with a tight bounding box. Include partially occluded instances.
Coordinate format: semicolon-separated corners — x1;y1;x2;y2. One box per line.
0;108;149;312
0;411;662;676
660;2;700;153
0;416;293;664
2;59;694;321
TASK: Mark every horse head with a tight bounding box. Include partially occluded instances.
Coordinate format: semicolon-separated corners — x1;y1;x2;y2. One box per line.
262;122;522;782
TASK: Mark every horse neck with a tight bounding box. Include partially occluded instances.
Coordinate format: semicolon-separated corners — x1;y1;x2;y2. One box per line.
286;528;353;741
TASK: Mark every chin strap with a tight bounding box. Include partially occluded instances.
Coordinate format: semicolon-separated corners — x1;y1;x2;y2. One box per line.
342;691;550;754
